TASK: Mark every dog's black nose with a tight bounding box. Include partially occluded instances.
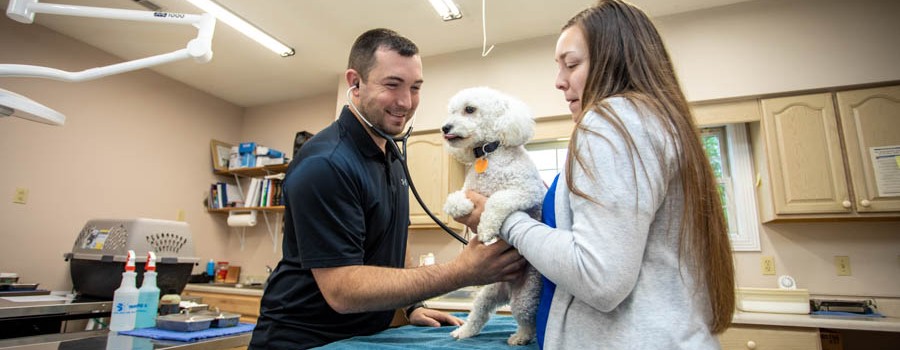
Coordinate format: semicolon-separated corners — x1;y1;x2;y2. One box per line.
441;124;452;134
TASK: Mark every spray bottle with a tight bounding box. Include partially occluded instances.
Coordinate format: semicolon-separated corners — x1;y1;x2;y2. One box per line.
135;251;160;328
109;250;139;331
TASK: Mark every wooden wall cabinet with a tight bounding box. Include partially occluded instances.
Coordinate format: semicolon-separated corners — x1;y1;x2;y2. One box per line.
755;85;900;222
718;325;821;350
405;132;465;229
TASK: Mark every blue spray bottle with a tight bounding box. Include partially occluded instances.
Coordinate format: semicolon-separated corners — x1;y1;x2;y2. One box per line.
135;251;160;328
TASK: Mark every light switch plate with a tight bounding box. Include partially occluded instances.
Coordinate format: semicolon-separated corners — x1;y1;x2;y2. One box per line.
761;256;776;275
13;188;28;204
835;256;851;276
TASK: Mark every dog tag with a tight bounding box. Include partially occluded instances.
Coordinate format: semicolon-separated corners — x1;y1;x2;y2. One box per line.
475;158;488;173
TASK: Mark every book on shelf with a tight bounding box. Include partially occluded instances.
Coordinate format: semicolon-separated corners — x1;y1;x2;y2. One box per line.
208;181;242;209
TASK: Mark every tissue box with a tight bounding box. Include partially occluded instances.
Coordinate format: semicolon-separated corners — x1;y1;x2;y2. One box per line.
736;287;810;314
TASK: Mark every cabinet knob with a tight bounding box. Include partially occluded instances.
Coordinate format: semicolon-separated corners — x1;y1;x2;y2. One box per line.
746;340;757;349
842;200;852;208
860;199;871;207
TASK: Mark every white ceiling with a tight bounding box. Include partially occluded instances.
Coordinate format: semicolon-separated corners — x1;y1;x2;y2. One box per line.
2;0;750;107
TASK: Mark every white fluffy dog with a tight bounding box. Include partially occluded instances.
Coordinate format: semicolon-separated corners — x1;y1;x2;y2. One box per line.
441;87;545;345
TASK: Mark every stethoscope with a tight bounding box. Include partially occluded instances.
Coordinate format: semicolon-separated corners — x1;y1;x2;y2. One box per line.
347;85;469;245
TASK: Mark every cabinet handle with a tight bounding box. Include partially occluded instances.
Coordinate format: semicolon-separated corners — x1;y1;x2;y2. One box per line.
842;200;852;208
860;199;871;207
746;340;757;349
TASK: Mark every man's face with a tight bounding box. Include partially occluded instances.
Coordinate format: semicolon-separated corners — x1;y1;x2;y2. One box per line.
357;48;423;136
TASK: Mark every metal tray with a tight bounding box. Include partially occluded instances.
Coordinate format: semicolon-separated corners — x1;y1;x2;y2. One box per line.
193;310;241;328
155;313;215;332
0;283;39;291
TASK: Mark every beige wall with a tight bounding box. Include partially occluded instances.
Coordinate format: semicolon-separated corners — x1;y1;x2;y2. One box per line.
0;18;243;291
217;94;336;279
658;0;900;102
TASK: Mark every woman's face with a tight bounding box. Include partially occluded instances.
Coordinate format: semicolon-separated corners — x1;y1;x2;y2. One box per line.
555;25;589;118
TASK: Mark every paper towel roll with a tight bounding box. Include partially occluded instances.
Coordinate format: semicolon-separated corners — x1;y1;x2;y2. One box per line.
227;211;257;227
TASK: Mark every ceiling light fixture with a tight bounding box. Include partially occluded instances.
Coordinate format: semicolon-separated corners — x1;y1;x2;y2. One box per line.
427;0;462;21
185;0;295;57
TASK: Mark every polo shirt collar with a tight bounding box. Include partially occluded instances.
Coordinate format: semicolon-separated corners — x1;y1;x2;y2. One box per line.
339;105;385;159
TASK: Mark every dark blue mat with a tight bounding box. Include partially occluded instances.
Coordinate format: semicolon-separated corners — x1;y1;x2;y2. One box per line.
315;313;538;349
118;322;255;342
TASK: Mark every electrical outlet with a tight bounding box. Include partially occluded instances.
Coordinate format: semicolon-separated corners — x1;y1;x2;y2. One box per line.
13;188;28;204
761;256;776;275
177;209;186;221
835;256;851;276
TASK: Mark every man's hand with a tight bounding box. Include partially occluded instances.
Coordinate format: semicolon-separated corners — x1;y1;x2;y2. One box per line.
409;307;463;327
453;235;527;286
452;190;487;232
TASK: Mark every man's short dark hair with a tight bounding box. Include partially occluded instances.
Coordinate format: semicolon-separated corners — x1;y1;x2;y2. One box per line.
348;28;419;83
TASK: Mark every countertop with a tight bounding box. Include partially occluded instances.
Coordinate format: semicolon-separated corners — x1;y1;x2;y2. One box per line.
183;283;263;297
183;284;900;333
732;311;900;332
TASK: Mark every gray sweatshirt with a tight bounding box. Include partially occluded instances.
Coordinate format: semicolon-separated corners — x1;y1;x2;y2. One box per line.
500;98;720;349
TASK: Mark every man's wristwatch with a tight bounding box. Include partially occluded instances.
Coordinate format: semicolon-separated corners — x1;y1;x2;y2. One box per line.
405;301;425;319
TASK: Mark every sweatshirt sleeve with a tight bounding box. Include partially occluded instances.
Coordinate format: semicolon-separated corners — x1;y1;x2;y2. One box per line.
500;104;674;312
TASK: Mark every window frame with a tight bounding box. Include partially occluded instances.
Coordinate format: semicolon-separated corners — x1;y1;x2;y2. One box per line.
703;123;761;251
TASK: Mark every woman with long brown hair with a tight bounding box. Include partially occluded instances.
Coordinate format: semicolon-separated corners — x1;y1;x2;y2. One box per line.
455;1;735;348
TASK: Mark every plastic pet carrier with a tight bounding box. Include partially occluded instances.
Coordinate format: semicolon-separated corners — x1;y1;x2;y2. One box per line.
64;218;199;299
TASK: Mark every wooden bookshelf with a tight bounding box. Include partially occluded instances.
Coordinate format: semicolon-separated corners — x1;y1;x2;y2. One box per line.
214;163;288;177
208;206;285;214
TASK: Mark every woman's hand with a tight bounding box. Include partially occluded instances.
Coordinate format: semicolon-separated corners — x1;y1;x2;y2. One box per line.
452;190;488;232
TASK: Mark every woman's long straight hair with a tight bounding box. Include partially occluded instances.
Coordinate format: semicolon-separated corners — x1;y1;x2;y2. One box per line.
563;0;735;333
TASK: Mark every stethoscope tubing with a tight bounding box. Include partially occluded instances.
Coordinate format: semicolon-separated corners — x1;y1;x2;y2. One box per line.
347;87;469;245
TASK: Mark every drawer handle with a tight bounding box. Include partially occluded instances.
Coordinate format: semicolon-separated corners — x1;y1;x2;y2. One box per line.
860;199;871;207
842;200;852;208
746;340;757;349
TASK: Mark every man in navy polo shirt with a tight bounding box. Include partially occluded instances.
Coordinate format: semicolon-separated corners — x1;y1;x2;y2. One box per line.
249;28;528;350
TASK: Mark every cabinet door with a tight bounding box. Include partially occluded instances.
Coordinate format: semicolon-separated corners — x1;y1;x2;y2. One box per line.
718;325;821;350
837;85;900;212
406;133;464;228
761;93;851;214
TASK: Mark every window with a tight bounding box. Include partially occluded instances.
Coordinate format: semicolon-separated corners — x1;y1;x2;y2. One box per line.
525;123;760;252
525;140;568;186
702;124;760;251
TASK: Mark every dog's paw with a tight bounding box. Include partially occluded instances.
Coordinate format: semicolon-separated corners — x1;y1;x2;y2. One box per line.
450;324;478;340
443;191;473;218
477;231;499;245
507;332;535;346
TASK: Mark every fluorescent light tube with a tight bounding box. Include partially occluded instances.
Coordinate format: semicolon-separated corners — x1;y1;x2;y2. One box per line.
186;0;294;57
427;0;462;21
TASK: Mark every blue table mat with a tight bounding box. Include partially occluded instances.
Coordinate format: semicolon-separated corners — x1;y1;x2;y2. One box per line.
118;322;255;342
315;313;538;350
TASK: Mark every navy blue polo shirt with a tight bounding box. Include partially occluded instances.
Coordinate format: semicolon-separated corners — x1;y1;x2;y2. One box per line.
249;106;410;350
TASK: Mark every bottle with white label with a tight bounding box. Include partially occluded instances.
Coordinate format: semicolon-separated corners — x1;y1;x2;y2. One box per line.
109;250;139;331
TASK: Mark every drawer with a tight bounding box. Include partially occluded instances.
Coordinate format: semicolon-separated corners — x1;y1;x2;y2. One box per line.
719;325;821;350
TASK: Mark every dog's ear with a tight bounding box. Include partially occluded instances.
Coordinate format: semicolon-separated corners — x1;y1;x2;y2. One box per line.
498;95;535;147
